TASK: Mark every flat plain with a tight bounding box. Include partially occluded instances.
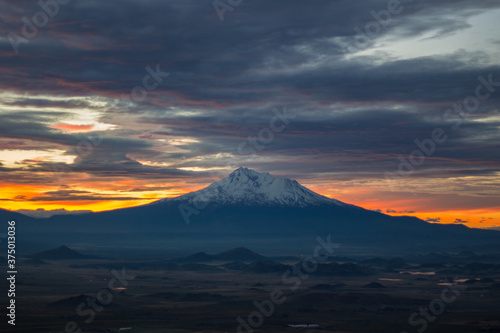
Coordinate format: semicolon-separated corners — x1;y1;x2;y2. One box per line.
2;248;500;333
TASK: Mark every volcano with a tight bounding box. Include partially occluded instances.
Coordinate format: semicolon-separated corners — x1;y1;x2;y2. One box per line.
160;167;345;207
15;167;500;254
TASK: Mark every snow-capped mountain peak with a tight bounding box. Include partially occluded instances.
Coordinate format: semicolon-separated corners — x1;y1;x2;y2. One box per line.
159;167;345;207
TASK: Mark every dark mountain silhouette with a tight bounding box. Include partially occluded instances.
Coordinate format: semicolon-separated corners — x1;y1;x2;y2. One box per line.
214;247;266;261
31;245;99;260
0;208;35;221
173;247;266;263
363;282;386;288
14;168;500;254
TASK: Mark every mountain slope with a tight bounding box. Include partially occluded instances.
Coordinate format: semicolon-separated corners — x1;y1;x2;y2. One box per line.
14;168;500;254
214;247;266;261
31;245;99;260
156;167;346;207
173;247;266;263
0;208;35;222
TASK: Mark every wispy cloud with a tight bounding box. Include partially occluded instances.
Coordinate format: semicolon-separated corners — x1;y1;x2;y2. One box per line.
0;0;498;227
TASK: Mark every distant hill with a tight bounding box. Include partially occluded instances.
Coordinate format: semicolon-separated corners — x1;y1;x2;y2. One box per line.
0;208;34;221
31;245;100;260
214;247;266;261
173;247;266;263
363;282;386;288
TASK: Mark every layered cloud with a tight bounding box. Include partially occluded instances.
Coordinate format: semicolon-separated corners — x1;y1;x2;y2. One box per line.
0;0;499;227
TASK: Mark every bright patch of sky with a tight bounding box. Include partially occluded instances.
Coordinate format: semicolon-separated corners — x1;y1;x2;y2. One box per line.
0;92;118;131
0;149;76;168
354;9;500;64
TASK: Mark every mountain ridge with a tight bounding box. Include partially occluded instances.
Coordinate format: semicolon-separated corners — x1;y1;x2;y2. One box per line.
172;247;266;263
13;167;500;254
31;245;100;260
154;167;347;208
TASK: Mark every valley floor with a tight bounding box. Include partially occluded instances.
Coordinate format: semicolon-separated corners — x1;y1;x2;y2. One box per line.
2;254;500;333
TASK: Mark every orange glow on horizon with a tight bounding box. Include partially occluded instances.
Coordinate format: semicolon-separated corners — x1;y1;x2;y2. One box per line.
1;177;498;229
309;190;499;229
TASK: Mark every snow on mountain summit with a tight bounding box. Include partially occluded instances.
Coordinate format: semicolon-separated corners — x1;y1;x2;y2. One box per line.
160;167;346;207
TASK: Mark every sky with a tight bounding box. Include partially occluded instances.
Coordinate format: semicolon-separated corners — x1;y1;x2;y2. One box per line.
0;0;499;228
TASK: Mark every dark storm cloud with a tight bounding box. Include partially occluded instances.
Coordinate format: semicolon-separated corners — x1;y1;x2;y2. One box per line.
125;186;178;192
0;111;149;149
27;189;140;201
136;106;500;179
0;0;499;183
1;0;498;105
0;112;191;178
2;98;98;109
